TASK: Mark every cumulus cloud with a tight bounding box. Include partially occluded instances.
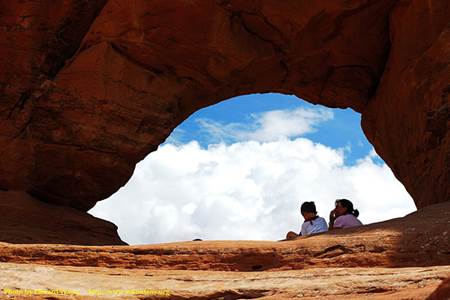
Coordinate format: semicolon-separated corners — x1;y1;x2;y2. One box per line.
89;139;416;245
196;107;333;143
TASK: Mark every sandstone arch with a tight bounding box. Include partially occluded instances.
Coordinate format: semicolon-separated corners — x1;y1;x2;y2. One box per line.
0;0;448;212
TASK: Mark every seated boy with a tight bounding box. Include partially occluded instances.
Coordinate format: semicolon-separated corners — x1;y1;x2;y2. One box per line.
286;201;328;240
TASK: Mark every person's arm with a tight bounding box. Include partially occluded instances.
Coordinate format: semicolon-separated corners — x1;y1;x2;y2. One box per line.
329;209;336;230
286;231;299;240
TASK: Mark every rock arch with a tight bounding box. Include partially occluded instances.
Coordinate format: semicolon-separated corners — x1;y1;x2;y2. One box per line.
0;0;448;211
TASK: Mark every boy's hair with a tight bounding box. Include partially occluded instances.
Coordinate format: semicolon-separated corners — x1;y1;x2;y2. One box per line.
301;201;317;214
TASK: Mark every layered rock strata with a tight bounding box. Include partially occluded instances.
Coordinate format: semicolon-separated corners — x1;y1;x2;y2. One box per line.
0;263;448;299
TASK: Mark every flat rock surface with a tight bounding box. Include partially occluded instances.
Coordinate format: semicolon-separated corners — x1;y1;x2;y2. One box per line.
1;263;449;299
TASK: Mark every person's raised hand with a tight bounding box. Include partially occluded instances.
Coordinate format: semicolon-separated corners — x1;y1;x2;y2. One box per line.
329;209;336;221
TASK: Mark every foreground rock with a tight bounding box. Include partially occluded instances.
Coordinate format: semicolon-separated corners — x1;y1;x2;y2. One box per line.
0;191;126;245
0;263;448;300
0;0;448;211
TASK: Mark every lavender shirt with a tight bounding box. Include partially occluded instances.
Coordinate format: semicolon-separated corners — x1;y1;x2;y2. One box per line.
333;214;362;229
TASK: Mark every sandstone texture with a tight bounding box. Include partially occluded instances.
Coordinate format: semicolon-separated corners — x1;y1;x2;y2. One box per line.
0;263;448;300
0;191;126;245
0;0;448;211
0;201;449;299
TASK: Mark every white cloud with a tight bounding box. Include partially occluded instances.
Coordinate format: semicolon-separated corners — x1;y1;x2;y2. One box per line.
89;139;416;245
196;107;333;143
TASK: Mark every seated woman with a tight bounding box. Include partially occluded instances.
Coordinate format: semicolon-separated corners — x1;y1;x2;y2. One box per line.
286;201;328;240
329;199;363;229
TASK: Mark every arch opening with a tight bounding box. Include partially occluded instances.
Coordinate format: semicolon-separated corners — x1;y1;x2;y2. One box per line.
89;93;416;245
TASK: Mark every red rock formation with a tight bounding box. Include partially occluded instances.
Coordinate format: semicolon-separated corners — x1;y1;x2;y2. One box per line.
0;1;448;212
362;0;450;208
1;2;448;298
0;191;126;245
0;262;448;299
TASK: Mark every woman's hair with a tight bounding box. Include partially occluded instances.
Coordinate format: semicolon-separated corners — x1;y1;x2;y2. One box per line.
336;199;359;217
301;201;317;214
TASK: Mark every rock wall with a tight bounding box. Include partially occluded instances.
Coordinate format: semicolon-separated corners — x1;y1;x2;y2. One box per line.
0;191;126;245
0;0;448;211
362;0;450;208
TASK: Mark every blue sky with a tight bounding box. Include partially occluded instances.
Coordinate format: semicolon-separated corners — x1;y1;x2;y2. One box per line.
90;93;415;245
165;93;382;166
